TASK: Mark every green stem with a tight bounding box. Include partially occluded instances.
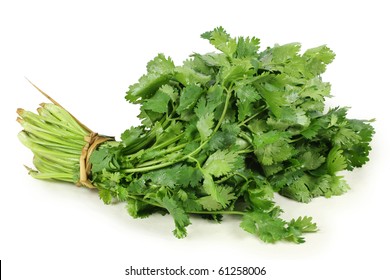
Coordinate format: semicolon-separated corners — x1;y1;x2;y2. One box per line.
122;118;171;154
28;170;74;182
122;88;233;174
136;143;187;167
238;106;266;126
187;210;244;216
20;122;86;147
289;135;304;143
184;87;233;159
237;148;253;154
150;133;184;151
122;160;179;173
128;195;244;216
37;107;88;136
33;156;76;173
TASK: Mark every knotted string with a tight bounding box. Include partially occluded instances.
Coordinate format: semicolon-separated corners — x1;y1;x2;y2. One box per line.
77;132;114;188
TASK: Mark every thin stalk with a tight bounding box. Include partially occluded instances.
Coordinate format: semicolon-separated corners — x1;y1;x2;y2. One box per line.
237;149;254;154
122;160;179;173
187;210;244;216
23;132;83;155
184;88;233;159
28;170;74;182
18;133;80;164
238;107;265;126
33;155;76;173
19;121;86;146
122;88;233;174
128;194;245;216
135;143;187;168
18;107;87;138
40;103;90;136
150;133;184;151
37;107;87;136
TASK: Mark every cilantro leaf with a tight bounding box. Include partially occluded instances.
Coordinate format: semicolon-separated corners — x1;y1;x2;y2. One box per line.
342;119;375;169
257;83;287;118
198;195;223;211
240;210;288;243
327;147;347;175
303;45;335;76
236;36;260;58
253;131;294;165
201;26;237;57
89;146;119;172
142;89;171;114
196;112;214;142
176;84;203;114
159;196;191;238
203;150;243;177
121;126;143;147
98;189;112;205
127;198;158;219
126;54;175;103
174;66;211;86
286;216;318;243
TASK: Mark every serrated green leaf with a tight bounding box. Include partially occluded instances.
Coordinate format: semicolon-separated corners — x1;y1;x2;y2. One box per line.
159;196;191;239
258;85;286;118
247;185;275;211
236;36;260;58
175;165;203;187
203;149;242;177
253;131;294;165
196;112;214;141
120;126;144;147
117;187;128;201
220;59;255;84
201;172;233;207
146;53;175;74
343;119;375;169
240;210;288;243
289;216;317;233
196;52;230;67
299;150;326;170
89;147;119;172
279;178;312;203
236;84;260;103
333;127;361;147
126;54;174;103
142;167;179;188
99;189;112;205
326;175;350;197
286;216;317;243
198;195;223;211
194;97;208;118
174;66;211;86
327;147;347;175
303;45;335;76
127;198;158;219
142;89;171;114
176;84;204;114
300;77;331;101
201;26;237;57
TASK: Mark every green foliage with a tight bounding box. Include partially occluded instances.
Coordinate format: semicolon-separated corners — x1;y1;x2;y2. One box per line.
18;27;375;244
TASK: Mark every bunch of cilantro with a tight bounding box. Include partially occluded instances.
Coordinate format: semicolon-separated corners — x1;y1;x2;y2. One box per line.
86;27;374;243
18;27;374;243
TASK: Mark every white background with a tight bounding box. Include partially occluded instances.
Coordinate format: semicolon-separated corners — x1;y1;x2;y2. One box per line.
1;0;389;279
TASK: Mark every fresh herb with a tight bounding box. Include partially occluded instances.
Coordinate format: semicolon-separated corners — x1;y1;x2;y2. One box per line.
17;27;374;243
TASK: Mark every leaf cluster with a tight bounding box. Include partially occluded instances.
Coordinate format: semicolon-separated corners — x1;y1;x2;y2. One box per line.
85;27;375;243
